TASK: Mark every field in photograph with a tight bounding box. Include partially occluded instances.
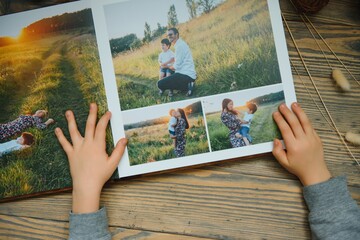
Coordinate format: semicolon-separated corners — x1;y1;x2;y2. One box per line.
206;101;283;151
113;0;281;110
125;115;209;165
0;27;113;198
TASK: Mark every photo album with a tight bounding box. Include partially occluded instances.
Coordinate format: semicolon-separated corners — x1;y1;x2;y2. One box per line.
0;0;295;200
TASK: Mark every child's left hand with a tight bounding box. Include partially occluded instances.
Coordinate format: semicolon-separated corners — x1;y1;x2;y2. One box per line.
55;103;127;214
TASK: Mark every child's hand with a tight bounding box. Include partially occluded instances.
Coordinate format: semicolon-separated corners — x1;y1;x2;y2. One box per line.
235;133;242;138
45;118;55;126
272;103;331;186
55;103;127;214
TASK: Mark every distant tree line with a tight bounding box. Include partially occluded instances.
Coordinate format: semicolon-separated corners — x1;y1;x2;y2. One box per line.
110;1;220;56
124;101;202;130
21;8;94;37
250;91;285;105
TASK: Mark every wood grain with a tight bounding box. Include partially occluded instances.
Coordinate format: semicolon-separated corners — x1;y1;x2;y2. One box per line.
1;0;360;239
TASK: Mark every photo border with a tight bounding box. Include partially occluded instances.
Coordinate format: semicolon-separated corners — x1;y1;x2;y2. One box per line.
90;0;296;178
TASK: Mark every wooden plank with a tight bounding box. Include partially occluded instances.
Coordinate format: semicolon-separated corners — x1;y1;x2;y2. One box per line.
0;214;211;240
1;172;359;239
280;0;360;25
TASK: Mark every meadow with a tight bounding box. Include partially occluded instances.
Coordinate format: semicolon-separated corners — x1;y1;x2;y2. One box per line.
0;29;112;199
206;101;283;151
125;115;209;165
113;0;281;110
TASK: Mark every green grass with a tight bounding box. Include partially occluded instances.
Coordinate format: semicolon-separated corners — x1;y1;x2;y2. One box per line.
207;101;283;151
126;116;209;165
113;0;281;110
0;30;111;199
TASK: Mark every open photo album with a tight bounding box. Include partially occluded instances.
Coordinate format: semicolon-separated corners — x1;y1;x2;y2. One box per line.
0;0;296;200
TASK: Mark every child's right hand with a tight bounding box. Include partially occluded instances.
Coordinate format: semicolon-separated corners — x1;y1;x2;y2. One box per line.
272;103;331;186
55;103;127;214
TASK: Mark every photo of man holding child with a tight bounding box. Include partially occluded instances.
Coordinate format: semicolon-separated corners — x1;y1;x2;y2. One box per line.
104;0;281;111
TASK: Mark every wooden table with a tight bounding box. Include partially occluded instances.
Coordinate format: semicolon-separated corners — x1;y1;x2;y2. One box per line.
1;0;359;239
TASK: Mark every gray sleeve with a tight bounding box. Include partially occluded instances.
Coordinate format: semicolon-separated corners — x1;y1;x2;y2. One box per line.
303;176;360;240
69;207;111;240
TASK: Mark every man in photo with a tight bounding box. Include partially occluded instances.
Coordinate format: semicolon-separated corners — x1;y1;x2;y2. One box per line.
157;27;197;97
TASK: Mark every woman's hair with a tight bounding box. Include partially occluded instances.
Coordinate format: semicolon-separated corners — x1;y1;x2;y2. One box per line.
222;98;238;115
177;108;189;129
21;132;35;145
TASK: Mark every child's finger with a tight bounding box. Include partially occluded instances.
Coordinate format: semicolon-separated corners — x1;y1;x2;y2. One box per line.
95;111;111;143
272;138;289;169
273;111;296;145
55;127;73;154
108;138;128;169
278;104;304;138
291;103;313;134
66;110;82;144
85;103;97;139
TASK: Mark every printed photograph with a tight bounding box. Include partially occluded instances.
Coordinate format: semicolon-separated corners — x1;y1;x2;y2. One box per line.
0;2;113;199
104;0;282;111
123;100;209;165
203;84;284;151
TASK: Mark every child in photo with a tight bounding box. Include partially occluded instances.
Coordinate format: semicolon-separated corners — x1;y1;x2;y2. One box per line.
0;132;34;157
168;109;177;144
158;38;175;80
235;102;257;145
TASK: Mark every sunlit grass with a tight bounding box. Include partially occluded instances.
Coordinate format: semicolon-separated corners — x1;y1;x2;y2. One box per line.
0;30;111;198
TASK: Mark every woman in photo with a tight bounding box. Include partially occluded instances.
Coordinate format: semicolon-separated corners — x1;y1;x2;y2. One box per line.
0;110;54;141
174;108;189;157
220;98;246;148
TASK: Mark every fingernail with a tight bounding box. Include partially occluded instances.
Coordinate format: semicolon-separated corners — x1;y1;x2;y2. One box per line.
120;138;128;145
55;128;60;134
279;103;285;109
65;111;71;118
293;102;299;108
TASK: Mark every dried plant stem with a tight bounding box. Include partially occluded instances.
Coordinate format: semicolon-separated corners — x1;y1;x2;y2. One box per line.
282;13;359;166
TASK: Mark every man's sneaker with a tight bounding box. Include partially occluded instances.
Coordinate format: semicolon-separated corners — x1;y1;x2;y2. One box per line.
168;90;173;97
186;82;194;96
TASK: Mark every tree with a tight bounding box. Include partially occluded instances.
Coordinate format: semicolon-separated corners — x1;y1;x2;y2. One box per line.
143;22;152;43
152;23;167;39
198;0;214;14
109;33;141;56
167;4;178;28
186;0;197;19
